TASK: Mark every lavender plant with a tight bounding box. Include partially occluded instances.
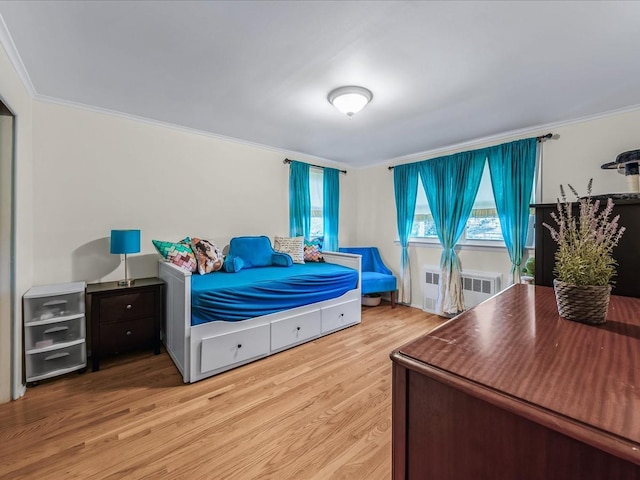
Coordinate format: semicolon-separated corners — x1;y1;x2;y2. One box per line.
542;179;626;286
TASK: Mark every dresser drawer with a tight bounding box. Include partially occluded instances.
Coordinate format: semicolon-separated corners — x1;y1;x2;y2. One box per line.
98;291;155;324
100;317;154;356
271;309;321;351
200;324;270;374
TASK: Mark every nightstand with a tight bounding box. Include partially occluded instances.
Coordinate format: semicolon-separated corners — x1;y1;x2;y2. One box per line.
86;277;165;371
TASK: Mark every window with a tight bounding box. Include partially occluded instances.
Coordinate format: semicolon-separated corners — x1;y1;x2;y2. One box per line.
309;167;323;237
411;162;535;246
411;180;437;238
466;164;502;241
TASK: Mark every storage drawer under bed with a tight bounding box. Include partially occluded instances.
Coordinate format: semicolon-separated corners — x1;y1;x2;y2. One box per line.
270;309;321;351
321;298;360;333
200;323;270;373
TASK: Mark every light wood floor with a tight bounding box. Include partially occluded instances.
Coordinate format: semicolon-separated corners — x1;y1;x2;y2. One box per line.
0;303;444;480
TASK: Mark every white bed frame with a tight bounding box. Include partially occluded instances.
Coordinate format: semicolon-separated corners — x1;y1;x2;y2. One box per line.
158;252;362;383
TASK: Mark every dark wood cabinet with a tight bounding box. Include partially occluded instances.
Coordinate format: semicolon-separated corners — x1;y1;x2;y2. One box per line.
391;285;640;479
534;198;640;297
87;277;164;371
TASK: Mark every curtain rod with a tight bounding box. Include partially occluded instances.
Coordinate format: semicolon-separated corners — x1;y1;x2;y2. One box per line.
283;158;347;175
387;133;556;170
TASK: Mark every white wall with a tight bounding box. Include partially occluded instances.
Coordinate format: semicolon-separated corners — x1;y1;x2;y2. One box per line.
539;109;640;201
31;100;357;285
0;40;33;402
356;109;640;309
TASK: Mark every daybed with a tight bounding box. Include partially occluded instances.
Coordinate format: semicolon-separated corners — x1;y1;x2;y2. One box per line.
158;237;362;383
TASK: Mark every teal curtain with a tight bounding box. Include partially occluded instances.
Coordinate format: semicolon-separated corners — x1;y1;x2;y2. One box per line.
289;161;310;238
417;151;485;315
487;138;537;284
323;167;340;251
393;163;419;304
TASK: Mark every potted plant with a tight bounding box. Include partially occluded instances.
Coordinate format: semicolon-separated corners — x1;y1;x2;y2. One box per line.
542;179;626;324
521;256;535;284
362;293;382;307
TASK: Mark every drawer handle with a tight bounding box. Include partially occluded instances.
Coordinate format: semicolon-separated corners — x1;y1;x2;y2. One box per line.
125;304;132;310
44;326;69;334
296;326;301;331
340;313;344;317
45;351;70;361
126;330;132;336
237;344;242;349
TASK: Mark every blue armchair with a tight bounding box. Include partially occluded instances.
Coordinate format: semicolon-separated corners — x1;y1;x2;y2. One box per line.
339;247;397;308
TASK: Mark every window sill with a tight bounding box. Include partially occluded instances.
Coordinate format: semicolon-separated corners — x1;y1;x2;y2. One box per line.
396;238;534;253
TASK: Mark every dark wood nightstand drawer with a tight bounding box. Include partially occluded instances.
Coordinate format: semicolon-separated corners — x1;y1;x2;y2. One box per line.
99;291;154;324
87;277;165;372
99;317;154;356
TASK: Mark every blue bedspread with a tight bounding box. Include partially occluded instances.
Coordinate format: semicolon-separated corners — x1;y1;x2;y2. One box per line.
191;262;358;324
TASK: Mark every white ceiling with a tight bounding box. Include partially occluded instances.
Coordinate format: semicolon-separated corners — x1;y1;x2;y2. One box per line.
1;1;639;167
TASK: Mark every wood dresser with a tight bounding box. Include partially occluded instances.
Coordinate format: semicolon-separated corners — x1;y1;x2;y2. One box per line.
391;284;640;479
534;197;640;298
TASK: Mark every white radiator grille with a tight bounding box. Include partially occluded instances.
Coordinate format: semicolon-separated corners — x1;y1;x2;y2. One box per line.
422;266;502;313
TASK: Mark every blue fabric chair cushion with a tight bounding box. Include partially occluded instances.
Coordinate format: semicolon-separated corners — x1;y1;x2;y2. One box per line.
361;271;397;295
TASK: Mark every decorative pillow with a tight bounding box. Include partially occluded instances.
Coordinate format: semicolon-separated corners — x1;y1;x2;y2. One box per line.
152;238;197;273
228;236;276;268
273;236;305;264
223;254;245;273
190;237;224;275
304;237;325;262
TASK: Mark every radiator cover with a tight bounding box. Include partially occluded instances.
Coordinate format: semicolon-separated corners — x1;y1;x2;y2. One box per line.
422;265;502;313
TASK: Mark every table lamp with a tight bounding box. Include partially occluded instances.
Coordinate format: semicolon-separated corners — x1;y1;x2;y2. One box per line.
110;229;140;286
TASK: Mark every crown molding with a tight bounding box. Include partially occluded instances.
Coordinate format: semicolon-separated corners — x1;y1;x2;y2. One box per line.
385;103;640;168
34;93;347;170
0;13;36;97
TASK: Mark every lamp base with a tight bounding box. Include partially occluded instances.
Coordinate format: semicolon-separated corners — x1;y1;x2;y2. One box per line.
117;278;135;287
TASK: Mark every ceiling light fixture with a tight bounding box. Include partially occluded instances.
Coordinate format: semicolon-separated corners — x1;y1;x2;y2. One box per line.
328;86;373;117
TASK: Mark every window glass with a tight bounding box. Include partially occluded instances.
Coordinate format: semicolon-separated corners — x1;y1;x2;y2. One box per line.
466;164;502;241
411;181;437;238
310;168;323;236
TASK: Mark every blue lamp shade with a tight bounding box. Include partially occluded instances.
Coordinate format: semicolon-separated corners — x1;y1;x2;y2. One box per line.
110;230;141;255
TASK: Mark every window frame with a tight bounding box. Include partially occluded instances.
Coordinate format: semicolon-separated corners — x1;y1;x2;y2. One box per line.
408;149;540;249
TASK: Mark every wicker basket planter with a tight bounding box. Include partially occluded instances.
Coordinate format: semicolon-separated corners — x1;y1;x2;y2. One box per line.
361;294;381;307
553;279;612;325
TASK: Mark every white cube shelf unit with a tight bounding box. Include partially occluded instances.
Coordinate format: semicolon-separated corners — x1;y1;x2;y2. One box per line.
23;281;87;383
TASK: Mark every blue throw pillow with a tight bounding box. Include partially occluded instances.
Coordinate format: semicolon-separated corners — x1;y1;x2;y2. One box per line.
223;255;245;273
